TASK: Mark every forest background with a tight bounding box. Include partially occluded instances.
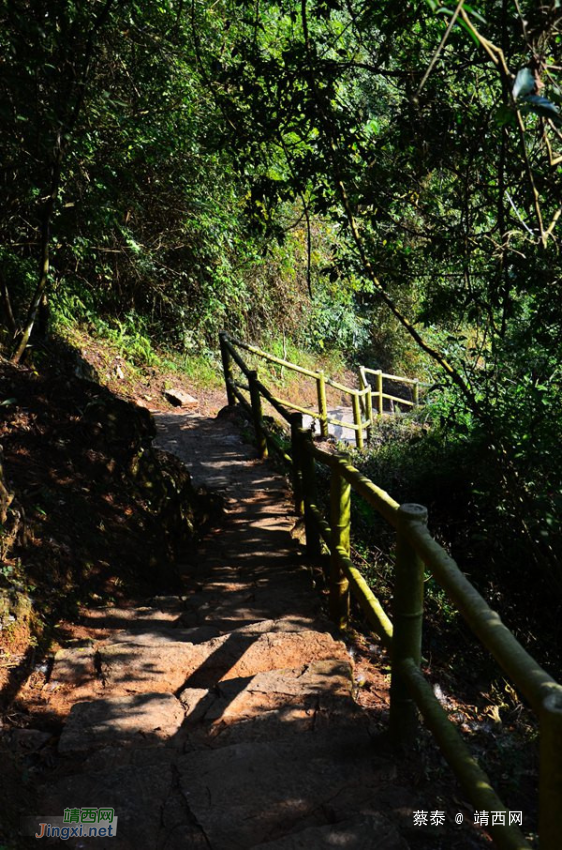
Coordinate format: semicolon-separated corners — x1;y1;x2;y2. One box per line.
1;0;562;687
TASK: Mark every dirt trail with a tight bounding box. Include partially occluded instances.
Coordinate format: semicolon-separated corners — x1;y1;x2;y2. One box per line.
22;409;479;848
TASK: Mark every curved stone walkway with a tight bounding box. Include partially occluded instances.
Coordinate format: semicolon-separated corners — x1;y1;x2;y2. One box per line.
35;410;411;849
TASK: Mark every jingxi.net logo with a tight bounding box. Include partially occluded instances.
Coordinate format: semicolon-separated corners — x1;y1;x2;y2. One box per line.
23;808;118;840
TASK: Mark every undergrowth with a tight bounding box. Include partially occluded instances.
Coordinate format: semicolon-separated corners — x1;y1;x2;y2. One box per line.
52;292;355;404
346;411;562;695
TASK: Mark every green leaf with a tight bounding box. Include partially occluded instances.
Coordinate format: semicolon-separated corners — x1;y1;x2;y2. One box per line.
462;4;487;24
456;18;480;45
495;104;516;128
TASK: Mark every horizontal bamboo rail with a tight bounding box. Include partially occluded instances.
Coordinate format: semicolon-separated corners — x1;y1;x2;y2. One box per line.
405;522;559;714
379;372;421;384
218;330;559;850
228;334;320;378
362;366;425;385
335;543;393;648
222;332;371;448
325;375;365;396
309;444;400;528
381;392;415;407
398;657;532;849
360;365;425;412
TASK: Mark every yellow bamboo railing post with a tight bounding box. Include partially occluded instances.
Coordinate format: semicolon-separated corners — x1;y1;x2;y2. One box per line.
390;502;428;750
375;369;383;416
365;384;373;442
219;331;236;407
413;378;420;407
329;461;351;630
358;366;367;414
249;370;267;460
359;365;366;388
300;429;322;557
351;392;364;450
539;689;562;849
290;412;304;517
317;371;329;439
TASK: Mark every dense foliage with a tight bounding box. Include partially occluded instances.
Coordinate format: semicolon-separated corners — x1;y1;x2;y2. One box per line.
190;0;562;589
0;0;346;359
1;0;562;588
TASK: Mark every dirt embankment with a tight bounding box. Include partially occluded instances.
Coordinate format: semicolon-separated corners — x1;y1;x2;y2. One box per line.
0;342;217;702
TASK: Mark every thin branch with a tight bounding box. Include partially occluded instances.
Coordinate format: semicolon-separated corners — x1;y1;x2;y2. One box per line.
505;191;535;236
418;0;466;94
545;206;562;239
458;8;547;245
514;110;546;246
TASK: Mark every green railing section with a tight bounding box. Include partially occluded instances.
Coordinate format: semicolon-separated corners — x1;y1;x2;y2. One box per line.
222;332;425;445
221;332;371;447
219;330;562;850
359;364;424;414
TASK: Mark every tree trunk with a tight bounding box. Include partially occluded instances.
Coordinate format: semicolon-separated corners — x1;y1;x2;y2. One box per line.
0;274;16;337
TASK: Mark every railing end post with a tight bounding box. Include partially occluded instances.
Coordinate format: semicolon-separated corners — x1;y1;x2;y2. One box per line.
398;502;428;523
249;369;267;459
390;501;428;751
539;687;562;850
219;331;236;407
290;412;304;516
316;371;329;439
329;460;351;631
300;428;322;558
376;369;383;416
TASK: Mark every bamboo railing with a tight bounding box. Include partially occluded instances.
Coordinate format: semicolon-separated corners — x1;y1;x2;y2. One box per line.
359;364;424;414
219;330;562;850
222;333;372;447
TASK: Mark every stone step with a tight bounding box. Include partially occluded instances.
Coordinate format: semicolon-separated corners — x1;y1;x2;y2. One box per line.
78;603;182;632
57;659;367;758
180;659;370;749
46;729;401;850
50;617;332;692
58;692;184;755
252;814;410;849
98;622;346;695
178;584;321;630
173;730;400;848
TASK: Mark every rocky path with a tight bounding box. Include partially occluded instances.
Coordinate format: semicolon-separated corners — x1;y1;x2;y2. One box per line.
34;410;413;849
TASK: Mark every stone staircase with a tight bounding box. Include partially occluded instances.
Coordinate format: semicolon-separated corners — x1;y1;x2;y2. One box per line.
37;411;412;849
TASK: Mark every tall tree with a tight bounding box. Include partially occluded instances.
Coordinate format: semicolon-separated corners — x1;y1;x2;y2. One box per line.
191;0;562;581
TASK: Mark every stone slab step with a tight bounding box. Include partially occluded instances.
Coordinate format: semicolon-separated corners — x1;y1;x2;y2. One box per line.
252;814;409;849
46;729;399;850
58;692;184;755
80;605;181;631
105;624;221;646
178;586;321;630
180;659;371;748
174;729;398;849
98;623;346;695
183;658;352;722
44;757;207;850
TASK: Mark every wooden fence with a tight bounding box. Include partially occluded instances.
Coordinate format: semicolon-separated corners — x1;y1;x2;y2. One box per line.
359;365;423;414
221;332;372;448
221;333;424;449
219;330;562;850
